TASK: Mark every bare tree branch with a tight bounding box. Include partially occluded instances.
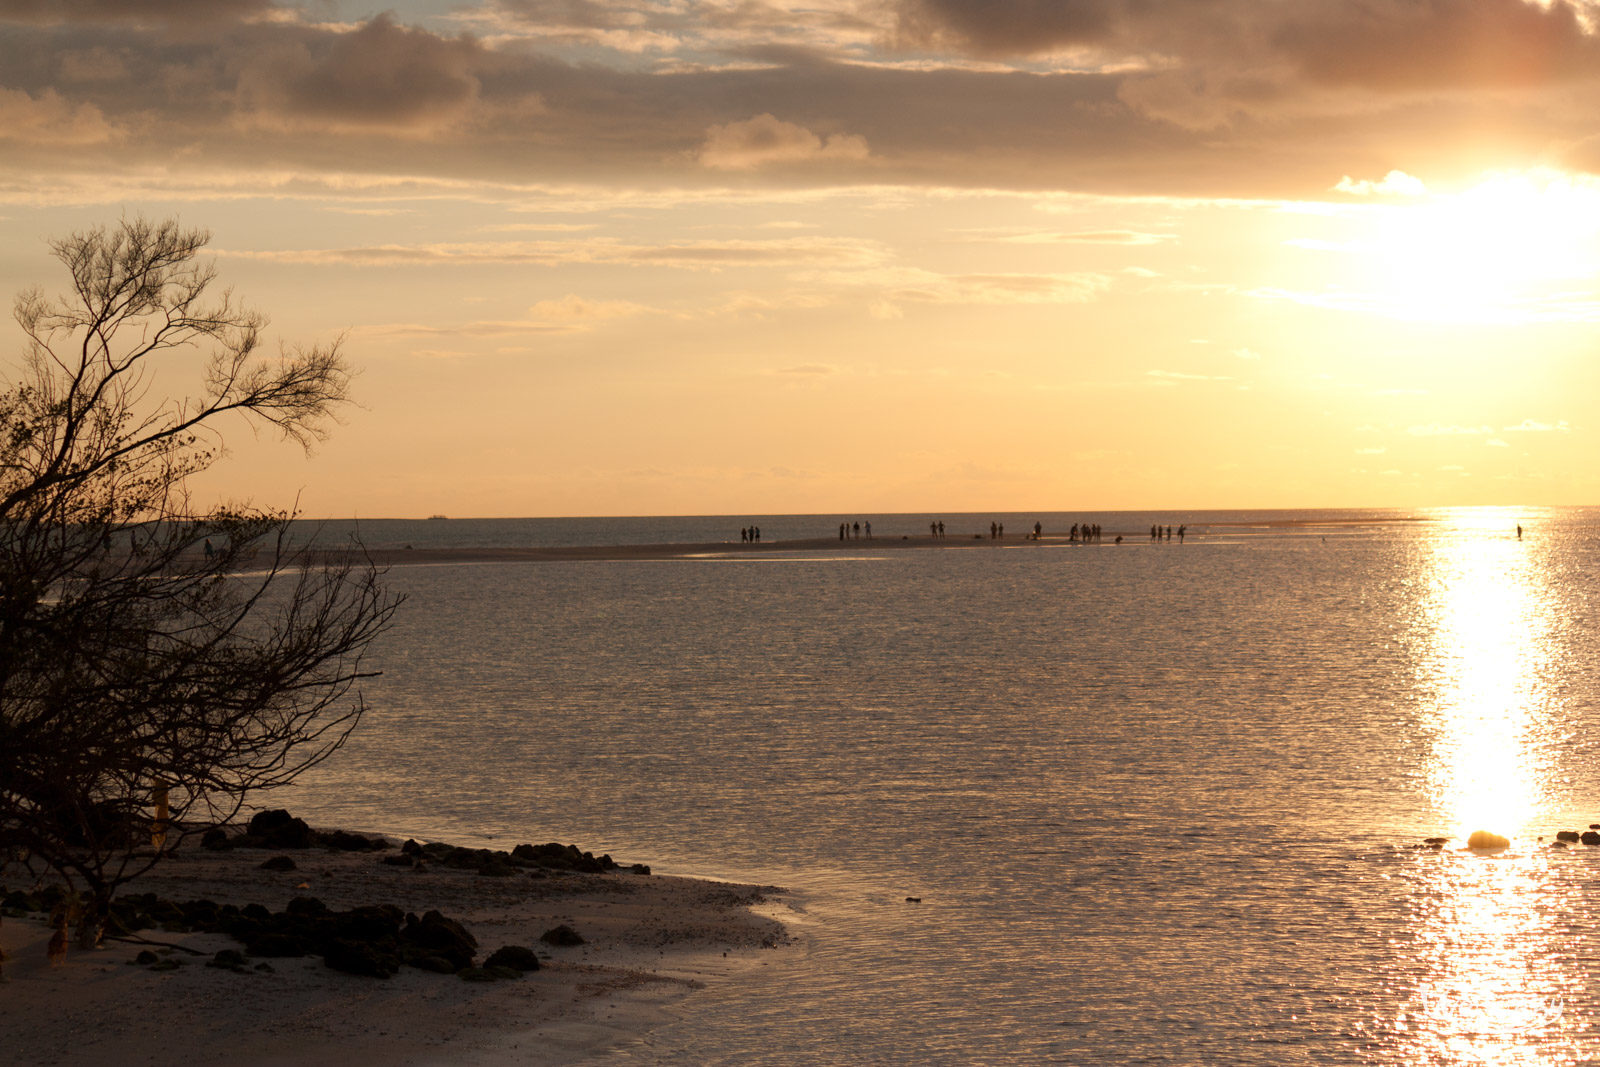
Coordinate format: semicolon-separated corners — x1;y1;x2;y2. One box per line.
0;218;403;947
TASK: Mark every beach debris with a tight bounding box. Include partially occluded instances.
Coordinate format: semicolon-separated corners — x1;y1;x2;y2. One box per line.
540;924;586;947
905;897;922;904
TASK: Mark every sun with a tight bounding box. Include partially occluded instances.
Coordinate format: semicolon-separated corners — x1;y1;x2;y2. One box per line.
1362;169;1600;324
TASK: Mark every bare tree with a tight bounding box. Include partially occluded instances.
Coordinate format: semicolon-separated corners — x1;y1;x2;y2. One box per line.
0;218;401;946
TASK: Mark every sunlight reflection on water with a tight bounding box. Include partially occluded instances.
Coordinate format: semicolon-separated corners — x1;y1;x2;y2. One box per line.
1395;511;1589;1064
1415;516;1553;842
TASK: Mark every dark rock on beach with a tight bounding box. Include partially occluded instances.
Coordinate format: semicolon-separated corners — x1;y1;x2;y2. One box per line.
324;937;401;979
484;945;541;972
1557;830;1582;843
400;910;478;972
512;842;618;873
246;809;314;850
540;924;586;947
323;829;389;852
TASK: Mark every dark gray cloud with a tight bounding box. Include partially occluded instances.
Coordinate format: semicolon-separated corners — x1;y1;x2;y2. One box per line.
894;0;1125;56
236;14;486;130
0;0;272;25
1273;0;1600;90
896;0;1600;93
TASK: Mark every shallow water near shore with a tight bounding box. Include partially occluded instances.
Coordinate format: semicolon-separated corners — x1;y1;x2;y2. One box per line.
289;506;1600;1063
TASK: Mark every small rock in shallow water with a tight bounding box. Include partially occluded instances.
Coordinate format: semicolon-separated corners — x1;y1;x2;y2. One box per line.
1582;831;1600;846
1557;830;1582;843
1467;830;1510;850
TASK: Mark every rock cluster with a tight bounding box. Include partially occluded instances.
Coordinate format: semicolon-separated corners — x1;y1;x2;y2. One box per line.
1548;825;1600;847
2;884;538;981
1406;824;1600;851
4;812;648;982
202;810;652;877
200;810;392;853
383;837;650;877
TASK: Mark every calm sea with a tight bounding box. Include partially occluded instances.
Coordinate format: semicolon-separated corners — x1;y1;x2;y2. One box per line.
287;506;1600;1064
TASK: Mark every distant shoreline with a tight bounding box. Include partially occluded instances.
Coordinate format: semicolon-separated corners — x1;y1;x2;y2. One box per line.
341;515;1435;567
354;536;1017;565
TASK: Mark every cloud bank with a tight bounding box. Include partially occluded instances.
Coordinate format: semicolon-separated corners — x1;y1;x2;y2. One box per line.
3;0;1600;197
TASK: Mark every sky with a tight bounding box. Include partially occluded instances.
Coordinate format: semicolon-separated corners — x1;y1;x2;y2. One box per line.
3;0;1600;517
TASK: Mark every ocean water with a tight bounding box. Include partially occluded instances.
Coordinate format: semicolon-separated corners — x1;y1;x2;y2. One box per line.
287;506;1600;1064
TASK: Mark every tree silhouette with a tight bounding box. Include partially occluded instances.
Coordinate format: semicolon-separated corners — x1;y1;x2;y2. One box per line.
0;218;401;946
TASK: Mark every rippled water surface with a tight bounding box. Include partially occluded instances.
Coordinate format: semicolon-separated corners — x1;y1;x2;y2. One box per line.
291;507;1600;1063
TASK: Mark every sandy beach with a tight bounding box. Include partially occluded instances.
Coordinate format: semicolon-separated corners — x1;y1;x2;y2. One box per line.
1;836;793;1066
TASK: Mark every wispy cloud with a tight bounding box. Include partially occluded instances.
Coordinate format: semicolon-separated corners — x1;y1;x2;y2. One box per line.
1146;369;1232;384
698;113;870;171
1408;424;1493;436
221;236;891;270
1334;170;1426;197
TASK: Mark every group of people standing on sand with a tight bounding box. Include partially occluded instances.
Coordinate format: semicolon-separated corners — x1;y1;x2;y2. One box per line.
1150;524;1185;542
839;521;872;540
740;526;763;542
1068;523;1103;542
929;521;946;538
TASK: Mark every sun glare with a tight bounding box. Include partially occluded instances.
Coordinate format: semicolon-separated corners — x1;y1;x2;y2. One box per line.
1364;170;1600;323
1417;508;1552;842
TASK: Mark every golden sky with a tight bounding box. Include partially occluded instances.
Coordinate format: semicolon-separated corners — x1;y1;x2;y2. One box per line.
3;0;1600;517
